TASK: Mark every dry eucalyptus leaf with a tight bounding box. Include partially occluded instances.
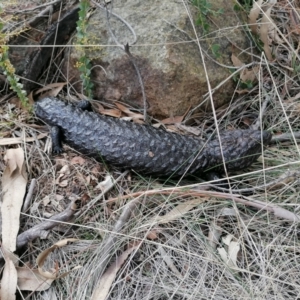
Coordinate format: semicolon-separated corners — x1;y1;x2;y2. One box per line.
217;248;229;263
96;174;114;191
131;118;145;124
222;234;234;246
16;267;54;291
114;102;132;114
0;133;47;146
115;102;144;120
152;123;162;128
85;175;91;185
42;196;51;206
241;116;252;126
0;257;18;300
91;166;100;174
58;179;68;187
2;148;27;252
100;108;122;118
272;206;300;222
70;156;86;165
269;22;283;44
146;230;159;240
249;0;263;34
36;238;79;280
217;234;240;269
240;66;260;82
55;194;64;201
175;124;201;136
35;82;67;97
217;207;237;217
161;115;184;125
290;9;300;36
95;102;122;118
231;54;244;68
4;148;25;177
158;246;183;279
208;222;222;252
91;242;141;300
236;89;253;94
228;241;240;268
59;165;70;175
148;198;207;225
1;248;19;265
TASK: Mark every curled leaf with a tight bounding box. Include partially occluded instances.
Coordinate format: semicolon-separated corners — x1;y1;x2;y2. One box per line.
36;238;79;280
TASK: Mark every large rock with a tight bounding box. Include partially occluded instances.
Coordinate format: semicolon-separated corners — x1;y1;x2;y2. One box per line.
64;0;248;118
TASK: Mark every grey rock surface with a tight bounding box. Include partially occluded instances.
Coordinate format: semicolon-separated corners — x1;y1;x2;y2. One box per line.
64;0;250;117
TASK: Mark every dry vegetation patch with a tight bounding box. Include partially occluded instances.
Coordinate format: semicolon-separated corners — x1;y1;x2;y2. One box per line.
0;0;300;299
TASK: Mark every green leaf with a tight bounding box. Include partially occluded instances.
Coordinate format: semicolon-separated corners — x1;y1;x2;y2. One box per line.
233;4;241;11
203;23;210;33
211;44;221;58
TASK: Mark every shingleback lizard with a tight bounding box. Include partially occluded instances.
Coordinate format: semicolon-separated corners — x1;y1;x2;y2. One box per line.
34;97;272;177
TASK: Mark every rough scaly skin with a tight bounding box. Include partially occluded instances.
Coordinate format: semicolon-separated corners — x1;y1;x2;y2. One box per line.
34;97;272;177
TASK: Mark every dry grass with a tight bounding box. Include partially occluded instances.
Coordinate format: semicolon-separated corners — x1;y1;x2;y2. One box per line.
1;0;300;299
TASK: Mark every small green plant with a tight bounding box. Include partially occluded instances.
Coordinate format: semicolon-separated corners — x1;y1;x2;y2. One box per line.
234;0;253;12
0;10;29;107
191;0;223;34
76;0;94;99
191;0;224;59
211;43;221;59
240;79;254;90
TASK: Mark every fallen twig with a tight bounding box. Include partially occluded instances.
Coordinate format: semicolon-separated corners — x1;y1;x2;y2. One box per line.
4;0;61;14
90;0;137;47
91;0;148;121
106;186;300;222
252;91;271;130
124;43;149;122
272;131;300;142
22;178;37;213
94;197;141;277
17;201;77;250
208;170;300;194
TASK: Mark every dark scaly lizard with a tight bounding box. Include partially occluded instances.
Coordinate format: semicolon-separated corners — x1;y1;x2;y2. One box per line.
34;97;272;177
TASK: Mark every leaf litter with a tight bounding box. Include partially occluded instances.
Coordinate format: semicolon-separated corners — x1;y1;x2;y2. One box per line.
0;149;80;295
2;0;300;299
